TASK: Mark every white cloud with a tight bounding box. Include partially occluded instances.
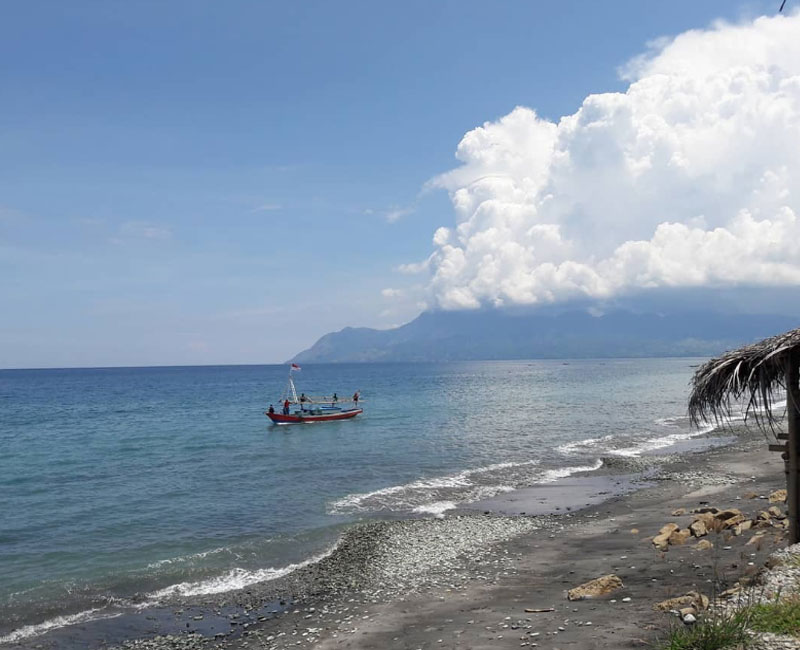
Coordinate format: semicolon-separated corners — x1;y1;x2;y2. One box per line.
396;259;430;274
385;206;415;223
412;12;800;311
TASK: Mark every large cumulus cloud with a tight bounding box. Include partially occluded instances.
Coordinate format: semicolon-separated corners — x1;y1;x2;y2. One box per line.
413;13;800;310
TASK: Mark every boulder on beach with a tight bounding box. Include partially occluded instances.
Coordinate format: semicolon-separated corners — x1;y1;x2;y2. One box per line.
659;523;680;535
695;539;714;551
689;520;708;538
769;489;787;504
567;574;623;601
668;529;692;545
653;523;680;549
654;591;709;612
652;533;671;551
767;506;785;520
720;513;747;529
716;508;743;518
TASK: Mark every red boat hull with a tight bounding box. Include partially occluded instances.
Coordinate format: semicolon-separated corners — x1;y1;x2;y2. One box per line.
266;408;363;424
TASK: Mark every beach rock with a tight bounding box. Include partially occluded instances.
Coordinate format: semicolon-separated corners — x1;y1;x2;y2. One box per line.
714;509;744;526
668;529;692;545
689;520;708;538
659;523;680;536
695;539;714;551
768;506;785;519
769;489;787;504
746;533;766;546
654;592;709;612
732;520;753;536
715;508;742;518
692;511;717;526
719;584;742;599
567;574;623;601
744;492;760;499
691;507;720;514
682;613;697;625
653;523;680;549
671;508;686;516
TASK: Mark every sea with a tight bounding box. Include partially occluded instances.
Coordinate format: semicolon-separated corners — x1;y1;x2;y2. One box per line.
0;359;725;643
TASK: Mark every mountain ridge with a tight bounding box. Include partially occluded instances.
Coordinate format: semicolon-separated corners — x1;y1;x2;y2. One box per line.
290;309;799;363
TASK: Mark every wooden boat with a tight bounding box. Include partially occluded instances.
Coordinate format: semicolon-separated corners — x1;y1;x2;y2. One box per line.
265;364;362;425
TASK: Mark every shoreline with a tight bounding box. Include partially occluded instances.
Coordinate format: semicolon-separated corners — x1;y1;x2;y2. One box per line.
3;423;789;650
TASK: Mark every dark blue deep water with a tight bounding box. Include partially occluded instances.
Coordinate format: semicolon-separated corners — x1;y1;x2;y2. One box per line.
0;359;708;640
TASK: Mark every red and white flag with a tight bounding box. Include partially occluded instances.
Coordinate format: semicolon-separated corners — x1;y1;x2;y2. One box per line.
290;363;301;371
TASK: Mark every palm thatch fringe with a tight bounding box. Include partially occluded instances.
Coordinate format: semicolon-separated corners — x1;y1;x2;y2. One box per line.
688;327;800;428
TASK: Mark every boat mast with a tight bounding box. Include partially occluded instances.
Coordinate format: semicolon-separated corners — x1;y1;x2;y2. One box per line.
284;367;299;403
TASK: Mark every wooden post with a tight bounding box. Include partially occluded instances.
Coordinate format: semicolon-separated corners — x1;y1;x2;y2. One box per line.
786;350;800;544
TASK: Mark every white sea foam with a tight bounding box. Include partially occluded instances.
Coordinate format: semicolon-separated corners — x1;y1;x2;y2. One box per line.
412;501;457;517
145;545;233;569
609;423;717;457
148;546;336;599
557;434;617;454
0;608;122;644
328;460;540;514
537;459;604;482
559;415;723;458
1;545;336;643
654;416;683;428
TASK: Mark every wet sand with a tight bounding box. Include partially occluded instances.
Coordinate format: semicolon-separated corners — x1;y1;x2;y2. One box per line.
5;427;790;650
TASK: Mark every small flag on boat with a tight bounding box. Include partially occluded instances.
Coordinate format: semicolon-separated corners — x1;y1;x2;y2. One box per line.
290;363;301;371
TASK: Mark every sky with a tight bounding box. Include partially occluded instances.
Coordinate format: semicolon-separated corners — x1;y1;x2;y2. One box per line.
0;0;794;368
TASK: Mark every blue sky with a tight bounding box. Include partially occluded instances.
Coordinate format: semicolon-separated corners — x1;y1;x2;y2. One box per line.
0;0;787;367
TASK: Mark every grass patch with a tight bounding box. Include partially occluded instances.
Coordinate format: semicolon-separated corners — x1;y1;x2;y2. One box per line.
659;611;750;650
745;597;800;637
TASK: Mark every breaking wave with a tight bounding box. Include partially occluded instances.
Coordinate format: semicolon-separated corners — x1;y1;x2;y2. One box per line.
329;458;605;515
328;460;541;515
148;546;337;599
558;415;721;458
0;608;122;645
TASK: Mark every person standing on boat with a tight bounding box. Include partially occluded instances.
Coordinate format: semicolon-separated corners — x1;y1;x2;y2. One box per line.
268;405;275;415
353;391;359;407
300;393;310;411
332;392;338;406
283;399;290;415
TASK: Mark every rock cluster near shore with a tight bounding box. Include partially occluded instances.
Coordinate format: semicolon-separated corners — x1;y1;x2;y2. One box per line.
651;493;788;552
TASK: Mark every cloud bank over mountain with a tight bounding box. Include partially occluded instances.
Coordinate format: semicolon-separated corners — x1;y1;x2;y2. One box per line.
404;13;800;311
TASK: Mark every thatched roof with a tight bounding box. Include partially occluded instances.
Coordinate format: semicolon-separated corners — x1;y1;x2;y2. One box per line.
689;327;800;427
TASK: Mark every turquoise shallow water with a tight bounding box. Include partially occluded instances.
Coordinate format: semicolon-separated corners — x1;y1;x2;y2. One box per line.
0;359;707;638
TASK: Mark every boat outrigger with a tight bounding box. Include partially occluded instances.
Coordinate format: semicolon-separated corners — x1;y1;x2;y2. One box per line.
265;364;363;424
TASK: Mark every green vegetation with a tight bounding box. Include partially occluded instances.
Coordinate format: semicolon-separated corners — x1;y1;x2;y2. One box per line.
659;611;750;650
659;597;800;649
746;597;800;637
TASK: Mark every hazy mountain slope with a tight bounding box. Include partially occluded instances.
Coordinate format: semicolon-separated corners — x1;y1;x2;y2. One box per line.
290;310;798;363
